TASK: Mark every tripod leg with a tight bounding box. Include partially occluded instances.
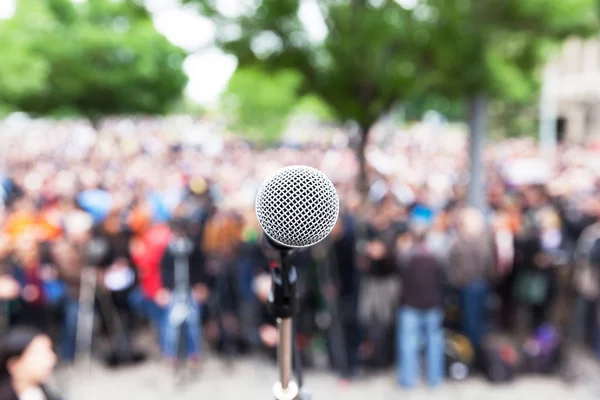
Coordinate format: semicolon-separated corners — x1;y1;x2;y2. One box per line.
75;267;97;370
215;268;234;366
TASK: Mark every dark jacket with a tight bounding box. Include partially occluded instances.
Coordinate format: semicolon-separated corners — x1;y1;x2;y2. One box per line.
331;213;359;297
364;224;397;278
0;381;62;400
160;238;206;291
400;244;444;309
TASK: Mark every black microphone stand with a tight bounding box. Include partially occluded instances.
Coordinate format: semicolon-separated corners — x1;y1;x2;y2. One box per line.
268;248;311;400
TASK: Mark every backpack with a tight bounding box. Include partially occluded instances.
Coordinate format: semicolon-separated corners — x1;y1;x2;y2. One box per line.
481;341;520;383
445;332;475;381
522;324;563;375
513;270;549;306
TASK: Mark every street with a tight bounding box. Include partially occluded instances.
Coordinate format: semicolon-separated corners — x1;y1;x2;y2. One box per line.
56;350;600;400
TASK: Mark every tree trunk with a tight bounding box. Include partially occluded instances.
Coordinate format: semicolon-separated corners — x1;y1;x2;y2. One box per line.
357;124;371;198
467;94;488;213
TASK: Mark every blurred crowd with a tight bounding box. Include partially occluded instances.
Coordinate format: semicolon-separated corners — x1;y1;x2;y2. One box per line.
1;115;600;391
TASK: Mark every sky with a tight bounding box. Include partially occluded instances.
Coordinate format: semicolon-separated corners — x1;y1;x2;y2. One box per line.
0;0;328;108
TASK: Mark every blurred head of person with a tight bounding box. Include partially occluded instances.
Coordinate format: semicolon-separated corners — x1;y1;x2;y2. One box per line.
102;209;122;236
456;207;486;239
410;221;429;246
13;234;40;268
523;185;547;209
169;202;195;238
0;327;57;399
127;202;152;236
538;207;561;232
63;211;93;245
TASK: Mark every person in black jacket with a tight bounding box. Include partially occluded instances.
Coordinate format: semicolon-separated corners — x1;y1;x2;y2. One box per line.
317;210;360;381
356;200;399;369
0;326;62;400
160;216;208;366
396;223;445;389
93;210;144;367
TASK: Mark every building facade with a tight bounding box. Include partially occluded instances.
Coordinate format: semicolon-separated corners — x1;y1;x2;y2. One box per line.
549;37;600;143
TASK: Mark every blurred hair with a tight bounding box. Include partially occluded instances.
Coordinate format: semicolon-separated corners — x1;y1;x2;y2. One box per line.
0;326;41;380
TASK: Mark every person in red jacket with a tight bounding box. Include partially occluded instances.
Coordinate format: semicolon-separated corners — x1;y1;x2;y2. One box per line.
128;204;172;354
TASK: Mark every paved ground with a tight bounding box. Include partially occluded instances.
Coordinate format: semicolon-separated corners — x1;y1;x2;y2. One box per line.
53;349;600;400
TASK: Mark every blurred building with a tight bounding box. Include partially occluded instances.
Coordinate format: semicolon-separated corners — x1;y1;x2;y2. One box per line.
549;37;600;143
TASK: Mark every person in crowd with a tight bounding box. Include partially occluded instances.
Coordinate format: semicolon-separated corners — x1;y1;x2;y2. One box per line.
0;326;61;400
201;207;244;355
316;206;360;382
160;213;209;368
128;201;172;355
534;208;570;325
449;207;495;353
9;235;51;333
50;210;93;362
572;199;600;353
238;208;268;349
512;206;570;335
396;219;445;389
94;209;143;366
489;203;516;332
357;198;399;369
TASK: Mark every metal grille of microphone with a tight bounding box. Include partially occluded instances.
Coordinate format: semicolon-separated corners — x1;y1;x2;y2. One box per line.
255;165;339;248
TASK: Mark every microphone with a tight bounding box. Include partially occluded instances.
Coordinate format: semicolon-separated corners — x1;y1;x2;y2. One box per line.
256;165;339;249
255;166;339;400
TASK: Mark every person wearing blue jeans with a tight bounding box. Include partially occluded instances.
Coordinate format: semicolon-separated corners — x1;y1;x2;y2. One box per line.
60;293;79;361
163;292;202;360
128;287;167;354
160;227;208;364
397;226;445;388
460;280;488;351
397;307;444;388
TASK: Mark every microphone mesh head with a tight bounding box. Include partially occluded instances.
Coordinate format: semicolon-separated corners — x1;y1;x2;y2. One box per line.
255;166;339;248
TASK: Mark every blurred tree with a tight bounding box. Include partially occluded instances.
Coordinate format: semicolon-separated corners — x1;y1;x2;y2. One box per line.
186;0;431;191
403;94;466;122
293;94;335;121
221;67;304;144
187;0;597;196
0;0;188;119
221;66;335;144
423;0;598;210
489;98;538;139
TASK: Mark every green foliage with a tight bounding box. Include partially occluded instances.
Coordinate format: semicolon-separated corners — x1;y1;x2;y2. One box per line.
403;95;466;122
169;98;206;115
221;67;304;144
489;98;539;139
187;0;426;131
188;0;597;128
187;0;597;192
424;0;598;100
293;94;335;121
0;0;188;118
